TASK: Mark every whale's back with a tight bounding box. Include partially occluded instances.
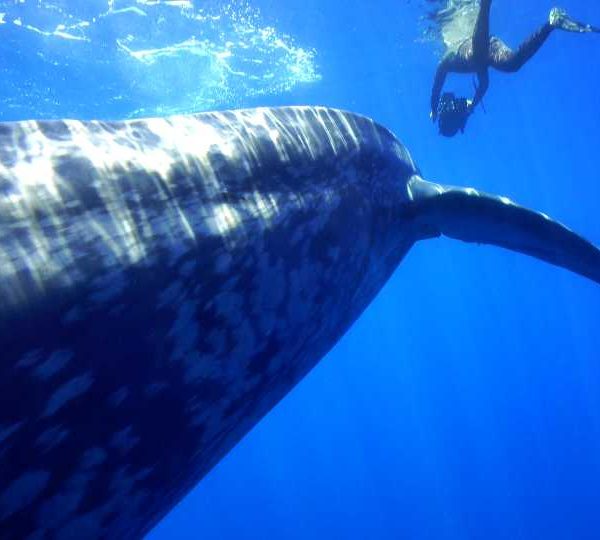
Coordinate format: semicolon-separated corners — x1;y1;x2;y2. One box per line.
0;107;419;539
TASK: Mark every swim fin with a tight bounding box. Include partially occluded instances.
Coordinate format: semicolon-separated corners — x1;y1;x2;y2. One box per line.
549;7;600;33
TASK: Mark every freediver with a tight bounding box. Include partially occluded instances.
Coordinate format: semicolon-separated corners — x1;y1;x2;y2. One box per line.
430;1;600;136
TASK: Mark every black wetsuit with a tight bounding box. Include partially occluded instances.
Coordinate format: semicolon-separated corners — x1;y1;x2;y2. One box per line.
431;0;561;118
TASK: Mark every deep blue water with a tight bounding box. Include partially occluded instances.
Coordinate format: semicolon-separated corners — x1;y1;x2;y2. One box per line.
2;0;600;538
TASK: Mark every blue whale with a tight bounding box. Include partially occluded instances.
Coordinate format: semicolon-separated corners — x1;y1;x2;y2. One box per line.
0;106;598;539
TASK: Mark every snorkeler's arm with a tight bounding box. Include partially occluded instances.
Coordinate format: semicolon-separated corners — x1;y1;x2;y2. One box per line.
470;68;489;110
430;56;452;120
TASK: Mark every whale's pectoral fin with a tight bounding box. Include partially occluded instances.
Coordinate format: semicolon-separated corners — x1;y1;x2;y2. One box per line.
409;176;600;285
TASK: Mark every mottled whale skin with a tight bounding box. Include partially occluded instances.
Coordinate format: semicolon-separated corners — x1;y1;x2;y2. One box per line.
0;106;599;539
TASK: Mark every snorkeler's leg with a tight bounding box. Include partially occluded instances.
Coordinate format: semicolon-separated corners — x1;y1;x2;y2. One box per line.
491;23;554;73
549;7;600;33
472;0;492;63
493;6;599;73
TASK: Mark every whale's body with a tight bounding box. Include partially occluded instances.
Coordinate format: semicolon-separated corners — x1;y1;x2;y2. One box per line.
0;107;598;539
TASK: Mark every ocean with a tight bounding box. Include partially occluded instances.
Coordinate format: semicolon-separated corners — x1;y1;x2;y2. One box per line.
1;0;599;538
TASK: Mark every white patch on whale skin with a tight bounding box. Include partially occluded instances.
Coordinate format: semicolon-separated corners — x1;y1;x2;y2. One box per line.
228;319;257;369
80;447;107;469
55;510;104;540
206;329;227;356
285;264;321;327
179;351;214;384
36;426;70;452
145;381;168;396
190;401;224;432
33;350;74;379
250;257;286;317
110;425;140;454
250;257;285;335
213;290;244;326
62;305;84;324
16;349;44;369
36;471;92;530
107;387;129;407
107;466;152;517
157;279;185;308
89;271;127;305
214;252;232;274
178;259;196;277
0;422;23;445
43;373;94;417
0;470;51;520
169;299;199;362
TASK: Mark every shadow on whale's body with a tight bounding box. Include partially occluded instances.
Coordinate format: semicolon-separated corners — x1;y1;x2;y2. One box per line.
0;106;598;539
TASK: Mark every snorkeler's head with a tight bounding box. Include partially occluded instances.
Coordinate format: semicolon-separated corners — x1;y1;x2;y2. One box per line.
437;92;470;137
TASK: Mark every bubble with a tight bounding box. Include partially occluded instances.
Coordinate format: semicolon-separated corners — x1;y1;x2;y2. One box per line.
0;0;321;120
